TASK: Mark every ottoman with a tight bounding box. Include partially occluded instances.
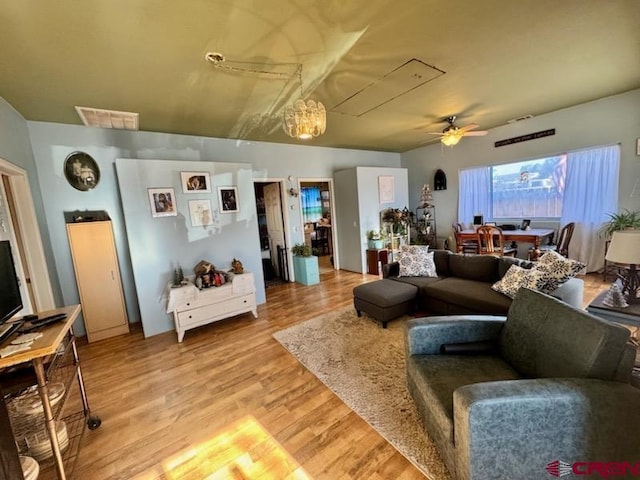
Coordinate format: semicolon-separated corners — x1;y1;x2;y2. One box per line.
353;279;418;328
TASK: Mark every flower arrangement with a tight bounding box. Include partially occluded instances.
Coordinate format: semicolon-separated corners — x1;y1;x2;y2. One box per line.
381;207;413;233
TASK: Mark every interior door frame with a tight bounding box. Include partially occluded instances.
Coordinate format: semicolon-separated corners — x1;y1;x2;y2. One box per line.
297;177;339;270
253;177;293;282
0;158;55;311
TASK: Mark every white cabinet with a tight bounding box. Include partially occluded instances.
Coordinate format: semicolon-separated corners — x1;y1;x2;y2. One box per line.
167;273;257;342
66;219;129;342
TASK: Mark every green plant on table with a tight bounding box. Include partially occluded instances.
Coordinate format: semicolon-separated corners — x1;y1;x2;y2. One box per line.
599;209;640;238
291;243;313;257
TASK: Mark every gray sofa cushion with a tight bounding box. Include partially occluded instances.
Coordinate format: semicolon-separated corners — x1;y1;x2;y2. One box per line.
449;254;499;283
425;278;513;314
497;256;535;278
500;288;631;380
432;249;452;277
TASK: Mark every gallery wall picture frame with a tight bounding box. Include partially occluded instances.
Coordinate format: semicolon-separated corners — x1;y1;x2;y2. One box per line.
64;151;100;191
218;186;239;213
188;199;214;227
148;188;177;217
180;171;211;193
378;175;394;203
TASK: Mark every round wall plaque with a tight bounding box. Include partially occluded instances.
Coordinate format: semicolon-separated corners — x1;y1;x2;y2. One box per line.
64;152;100;191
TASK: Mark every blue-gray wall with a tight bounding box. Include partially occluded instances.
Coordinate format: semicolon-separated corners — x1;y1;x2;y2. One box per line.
25;123;401;336
401;88;640;247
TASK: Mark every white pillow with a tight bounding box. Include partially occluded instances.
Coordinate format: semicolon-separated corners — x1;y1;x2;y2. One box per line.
492;265;549;299
535;250;585;292
398;245;437;277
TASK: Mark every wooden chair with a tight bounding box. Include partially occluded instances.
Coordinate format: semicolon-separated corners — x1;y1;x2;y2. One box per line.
529;222;575;259
452;222;478;254
312;224;331;255
476;225;517;257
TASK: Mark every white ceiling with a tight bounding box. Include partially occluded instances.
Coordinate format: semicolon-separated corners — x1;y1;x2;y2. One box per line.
1;0;638;152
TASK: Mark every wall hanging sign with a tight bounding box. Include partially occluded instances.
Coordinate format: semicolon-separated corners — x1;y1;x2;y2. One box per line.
378;175;395;203
64;151;100;191
495;129;555;148
180;171;211;193
218;187;239;213
434;169;447;191
148;187;177;217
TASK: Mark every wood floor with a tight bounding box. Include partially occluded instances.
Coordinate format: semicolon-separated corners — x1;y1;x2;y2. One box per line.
66;271;609;480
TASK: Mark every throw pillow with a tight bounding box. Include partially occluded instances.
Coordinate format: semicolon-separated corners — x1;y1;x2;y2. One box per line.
492;265;549;299
535;250;585;292
398;245;437;277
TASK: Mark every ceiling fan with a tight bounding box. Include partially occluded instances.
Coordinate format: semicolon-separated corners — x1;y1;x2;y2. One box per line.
428;116;488;146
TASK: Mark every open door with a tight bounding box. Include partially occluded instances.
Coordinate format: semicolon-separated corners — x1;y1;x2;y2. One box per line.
254;180;289;288
299;179;337;277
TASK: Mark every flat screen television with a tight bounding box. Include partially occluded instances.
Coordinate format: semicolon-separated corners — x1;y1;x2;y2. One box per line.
0;240;23;325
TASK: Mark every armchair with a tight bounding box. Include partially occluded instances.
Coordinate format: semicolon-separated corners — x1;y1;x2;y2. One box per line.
405;288;640;480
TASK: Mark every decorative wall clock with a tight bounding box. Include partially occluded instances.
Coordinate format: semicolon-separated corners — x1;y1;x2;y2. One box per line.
64;151;100;191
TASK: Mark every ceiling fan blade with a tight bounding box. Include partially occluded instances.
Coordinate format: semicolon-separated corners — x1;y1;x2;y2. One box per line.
459;123;480;132
463;130;488;136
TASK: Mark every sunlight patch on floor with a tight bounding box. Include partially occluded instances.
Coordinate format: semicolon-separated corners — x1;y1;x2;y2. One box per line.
161;415;312;480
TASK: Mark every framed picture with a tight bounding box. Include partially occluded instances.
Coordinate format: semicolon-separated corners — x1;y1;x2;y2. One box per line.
180;171;211;193
637;138;640;156
520;219;531;230
378;175;394;203
148;188;177;217
218;186;239;213
473;214;484;226
188;199;214;226
64;151;100;191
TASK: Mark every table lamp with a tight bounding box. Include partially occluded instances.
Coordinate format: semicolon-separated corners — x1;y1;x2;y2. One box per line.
605;230;640;304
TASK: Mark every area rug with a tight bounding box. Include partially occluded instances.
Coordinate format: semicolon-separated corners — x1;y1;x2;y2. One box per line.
272;307;451;480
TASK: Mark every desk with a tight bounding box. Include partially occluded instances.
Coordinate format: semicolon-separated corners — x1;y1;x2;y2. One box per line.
0;305;100;479
458;228;554;259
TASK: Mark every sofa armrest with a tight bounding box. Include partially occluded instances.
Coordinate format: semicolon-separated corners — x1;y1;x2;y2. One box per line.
382;261;399;278
547;276;584;309
404;316;506;356
453;378;640;480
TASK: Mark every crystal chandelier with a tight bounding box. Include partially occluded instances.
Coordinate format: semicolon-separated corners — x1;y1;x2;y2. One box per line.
283;99;326;140
282;66;326;140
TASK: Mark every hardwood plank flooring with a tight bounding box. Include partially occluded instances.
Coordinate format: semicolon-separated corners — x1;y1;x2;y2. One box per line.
64;271;608;480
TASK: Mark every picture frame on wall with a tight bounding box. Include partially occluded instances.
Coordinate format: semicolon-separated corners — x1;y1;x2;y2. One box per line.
148;188;177;217
378;175;394;203
180;171;211;193
218;186;239;213
188;199;214;227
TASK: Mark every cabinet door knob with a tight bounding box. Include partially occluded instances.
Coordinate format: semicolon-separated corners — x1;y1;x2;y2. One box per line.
186;303;190;306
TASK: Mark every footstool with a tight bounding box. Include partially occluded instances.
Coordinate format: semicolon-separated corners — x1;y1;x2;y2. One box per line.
353;279;418;328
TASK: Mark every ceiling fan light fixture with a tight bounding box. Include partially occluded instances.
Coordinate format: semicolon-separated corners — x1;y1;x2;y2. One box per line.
441;128;462;146
283;99;326;140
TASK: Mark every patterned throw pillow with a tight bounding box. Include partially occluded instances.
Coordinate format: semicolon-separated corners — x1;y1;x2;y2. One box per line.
398;245;437;277
535;250;585;292
492;265;549;299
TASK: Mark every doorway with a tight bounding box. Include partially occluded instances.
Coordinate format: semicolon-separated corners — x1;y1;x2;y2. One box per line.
0;158;55;313
254;180;289;288
298;179;337;275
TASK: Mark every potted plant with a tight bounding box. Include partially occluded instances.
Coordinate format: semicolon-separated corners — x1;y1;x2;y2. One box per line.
291;243;319;285
367;230;384;249
599;209;640;238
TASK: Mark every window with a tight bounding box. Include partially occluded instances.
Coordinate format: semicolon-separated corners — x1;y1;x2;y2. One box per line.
459;145;618;225
491;155;566;219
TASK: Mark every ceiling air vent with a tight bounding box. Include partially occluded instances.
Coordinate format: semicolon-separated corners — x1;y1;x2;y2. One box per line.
75;106;139;130
507;114;534;124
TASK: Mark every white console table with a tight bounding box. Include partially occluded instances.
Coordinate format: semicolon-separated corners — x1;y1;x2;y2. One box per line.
166;272;257;342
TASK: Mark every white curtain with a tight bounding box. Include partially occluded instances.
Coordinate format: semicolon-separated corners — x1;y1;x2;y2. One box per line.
458;167;491;228
561;145;619;272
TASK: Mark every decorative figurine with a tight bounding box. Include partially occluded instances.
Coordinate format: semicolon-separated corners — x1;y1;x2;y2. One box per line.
420;184;433;208
602;283;629;308
231;258;244;274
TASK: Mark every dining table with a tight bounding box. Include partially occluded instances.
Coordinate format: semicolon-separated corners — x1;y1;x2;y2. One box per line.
458;228;555;260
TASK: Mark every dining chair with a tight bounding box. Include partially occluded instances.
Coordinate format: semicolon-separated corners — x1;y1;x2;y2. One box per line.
528;222;575;260
452;222;478;254
476;225;517;257
312;224;331;255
